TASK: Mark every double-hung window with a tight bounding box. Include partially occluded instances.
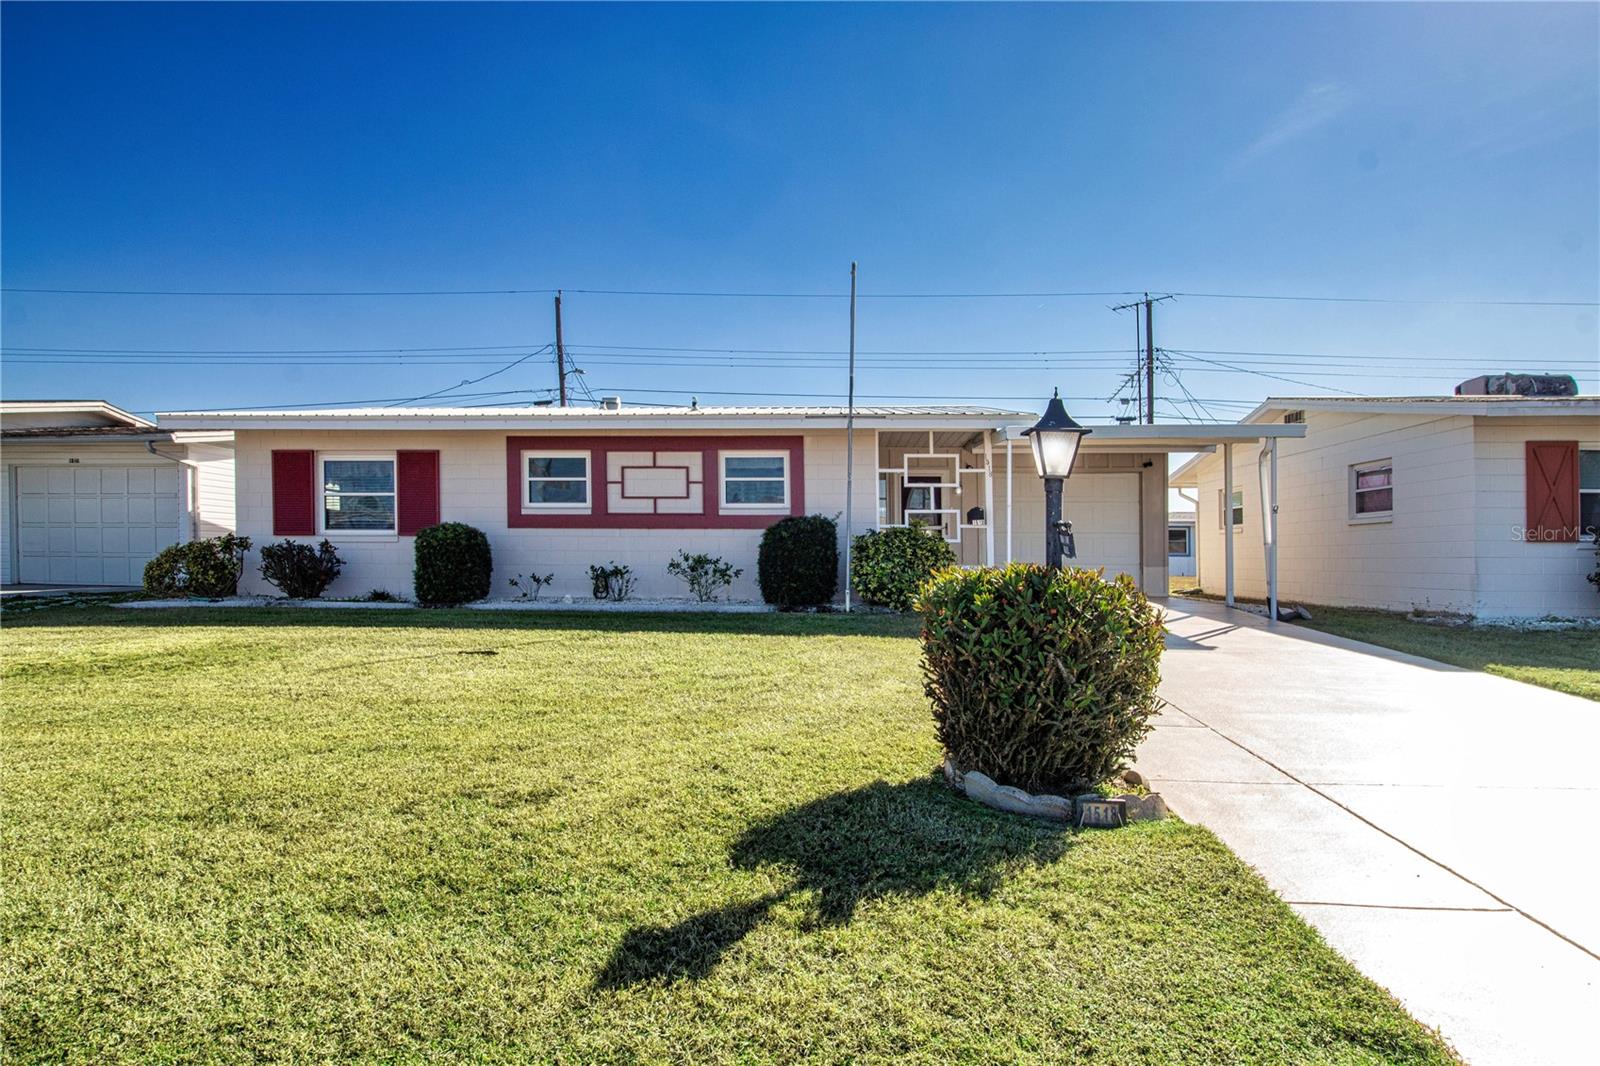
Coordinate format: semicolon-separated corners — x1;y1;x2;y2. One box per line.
322;456;396;533
1218;488;1243;529
1350;459;1394;522
523;451;590;512
721;451;789;510
1581;449;1600;540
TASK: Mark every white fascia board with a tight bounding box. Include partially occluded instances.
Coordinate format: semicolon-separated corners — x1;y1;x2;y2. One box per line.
155;413;1034;433
0;400;156;428
994;423;1306;447
1252;397;1600;418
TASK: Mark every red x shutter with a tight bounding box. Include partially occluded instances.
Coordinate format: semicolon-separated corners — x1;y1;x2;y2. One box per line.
397;450;441;535
271;450;317;536
1525;441;1579;542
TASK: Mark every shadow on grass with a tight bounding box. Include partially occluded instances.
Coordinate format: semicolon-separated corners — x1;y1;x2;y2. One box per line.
594;777;1070;989
0;603;921;641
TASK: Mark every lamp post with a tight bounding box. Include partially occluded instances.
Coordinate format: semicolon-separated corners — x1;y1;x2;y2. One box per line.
1021;390;1092;569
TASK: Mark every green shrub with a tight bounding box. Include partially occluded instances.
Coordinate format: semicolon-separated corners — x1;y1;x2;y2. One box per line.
758;514;839;607
142;534;252;598
588;562;635;601
850;524;956;611
258;539;344;599
509;573;556;601
668;551;742;602
413;523;493;606
917;563;1166;794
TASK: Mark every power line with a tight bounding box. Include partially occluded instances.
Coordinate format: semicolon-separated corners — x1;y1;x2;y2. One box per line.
4;285;1593;306
385;346;553;408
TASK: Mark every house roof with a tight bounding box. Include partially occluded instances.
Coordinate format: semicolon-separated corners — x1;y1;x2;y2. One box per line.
1237;395;1599;421
0;424;174;442
155;403;1307;449
0;399;156;429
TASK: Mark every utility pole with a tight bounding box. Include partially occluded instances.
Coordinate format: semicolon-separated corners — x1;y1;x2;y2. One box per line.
1111;293;1173;424
553;290;568;407
844;261;858;613
1143;293;1155;424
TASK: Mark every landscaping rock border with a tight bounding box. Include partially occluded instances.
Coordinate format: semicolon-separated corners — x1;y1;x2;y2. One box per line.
943;759;1167;826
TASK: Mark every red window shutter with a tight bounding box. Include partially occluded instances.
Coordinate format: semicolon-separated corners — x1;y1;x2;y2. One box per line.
271;450;317;536
1525;441;1579;542
397;450;441;535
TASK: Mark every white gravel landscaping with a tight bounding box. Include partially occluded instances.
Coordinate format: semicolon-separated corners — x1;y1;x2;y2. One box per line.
114;596;778;613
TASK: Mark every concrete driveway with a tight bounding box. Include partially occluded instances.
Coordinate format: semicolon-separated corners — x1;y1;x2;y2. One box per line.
1135;597;1600;1066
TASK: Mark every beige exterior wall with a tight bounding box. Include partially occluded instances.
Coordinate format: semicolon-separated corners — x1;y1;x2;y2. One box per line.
1470;416;1600;618
229;428;1167;601
1189;410;1600;618
184;441;237;540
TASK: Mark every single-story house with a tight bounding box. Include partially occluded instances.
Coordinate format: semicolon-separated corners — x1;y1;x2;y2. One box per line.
155;402;1303;602
1167;509;1196;578
1172;393;1600;619
1;400;234;587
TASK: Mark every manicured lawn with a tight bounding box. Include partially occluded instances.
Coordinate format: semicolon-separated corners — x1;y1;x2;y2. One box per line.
2;607;1456;1063
1294;606;1600;701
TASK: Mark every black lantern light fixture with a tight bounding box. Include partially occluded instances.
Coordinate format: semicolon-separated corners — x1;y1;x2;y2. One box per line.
1021;389;1093;568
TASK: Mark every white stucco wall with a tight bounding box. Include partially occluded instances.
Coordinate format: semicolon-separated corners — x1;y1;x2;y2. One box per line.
1189;410;1600;618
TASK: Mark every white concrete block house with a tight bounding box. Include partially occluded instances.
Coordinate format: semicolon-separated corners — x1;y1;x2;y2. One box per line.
1173;395;1600;619
0;401;234;586
152;403;1300;603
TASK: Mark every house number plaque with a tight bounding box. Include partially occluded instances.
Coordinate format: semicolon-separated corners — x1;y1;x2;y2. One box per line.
1076;797;1127;829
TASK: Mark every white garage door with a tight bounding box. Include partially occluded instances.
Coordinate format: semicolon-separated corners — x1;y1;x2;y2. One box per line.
14;466;180;585
1061;473;1142;579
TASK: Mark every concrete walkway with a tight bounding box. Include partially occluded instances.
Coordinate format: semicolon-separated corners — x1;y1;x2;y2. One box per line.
1135;597;1600;1066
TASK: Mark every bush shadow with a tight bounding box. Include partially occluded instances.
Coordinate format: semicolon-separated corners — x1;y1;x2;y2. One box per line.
594;777;1071;989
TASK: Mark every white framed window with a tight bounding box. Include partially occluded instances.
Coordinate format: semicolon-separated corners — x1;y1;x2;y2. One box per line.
321;454;396;533
1167;526;1191;557
522;450;591;513
1218;488;1243;529
1349;459;1394;522
1581;448;1600;540
720;451;789;511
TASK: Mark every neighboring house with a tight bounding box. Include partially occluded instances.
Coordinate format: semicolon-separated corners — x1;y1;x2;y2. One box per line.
1172;393;1600;619
1167;509;1196;578
1;400;235;586
156;403;1301;601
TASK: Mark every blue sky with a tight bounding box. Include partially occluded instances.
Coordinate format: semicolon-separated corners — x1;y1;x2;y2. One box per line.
3;2;1596;421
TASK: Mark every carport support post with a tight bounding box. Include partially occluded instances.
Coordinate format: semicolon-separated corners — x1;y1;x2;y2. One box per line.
1223;442;1235;608
1004;440;1014;564
982;431;996;566
1260;437;1279;625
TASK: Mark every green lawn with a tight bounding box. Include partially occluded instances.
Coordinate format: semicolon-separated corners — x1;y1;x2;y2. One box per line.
1;607;1456;1064
1293;605;1600;701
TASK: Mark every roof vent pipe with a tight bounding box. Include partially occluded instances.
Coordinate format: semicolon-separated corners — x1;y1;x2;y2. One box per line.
600;396;622;411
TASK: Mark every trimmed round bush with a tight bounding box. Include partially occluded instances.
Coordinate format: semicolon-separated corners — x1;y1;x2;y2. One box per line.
918;563;1165;794
258;538;344;599
757;514;839;607
142;534;252;598
413;522;493;606
850;525;956;611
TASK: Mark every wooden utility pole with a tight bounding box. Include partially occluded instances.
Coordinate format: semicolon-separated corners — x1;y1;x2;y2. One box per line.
1112;293;1173;424
554;291;568;407
1143;293;1155;425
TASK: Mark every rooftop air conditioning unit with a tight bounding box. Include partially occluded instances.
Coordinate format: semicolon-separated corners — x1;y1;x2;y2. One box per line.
599;396;623;411
1455;374;1579;397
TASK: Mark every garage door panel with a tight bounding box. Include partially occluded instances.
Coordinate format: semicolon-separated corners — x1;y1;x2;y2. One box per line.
13;465;180;588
